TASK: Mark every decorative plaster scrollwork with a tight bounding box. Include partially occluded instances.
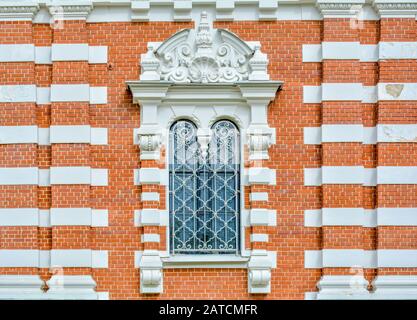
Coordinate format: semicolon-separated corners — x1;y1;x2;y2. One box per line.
249;269;271;287
140;11;270;83
138;133;161;159
248;133;272;161
141;269;162;286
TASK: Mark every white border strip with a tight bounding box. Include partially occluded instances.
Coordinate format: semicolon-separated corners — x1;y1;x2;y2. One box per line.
0;249;108;268
0;44;107;63
304;124;417;145
0;208;108;227
304;166;417;186
303;42;417;62
304;208;417;227
0;126;108;145
303;84;417;103
0;167;108;186
306;249;417;269
0;85;107;104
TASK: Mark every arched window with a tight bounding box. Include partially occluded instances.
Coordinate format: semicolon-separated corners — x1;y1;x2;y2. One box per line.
169;119;240;254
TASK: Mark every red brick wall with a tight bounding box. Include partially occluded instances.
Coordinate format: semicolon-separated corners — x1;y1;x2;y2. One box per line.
0;16;416;299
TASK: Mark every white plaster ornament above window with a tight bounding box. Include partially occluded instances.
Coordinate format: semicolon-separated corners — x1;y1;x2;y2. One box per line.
127;11;282;295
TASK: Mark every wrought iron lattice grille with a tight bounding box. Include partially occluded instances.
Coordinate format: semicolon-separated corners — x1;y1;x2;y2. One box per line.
169;120;240;254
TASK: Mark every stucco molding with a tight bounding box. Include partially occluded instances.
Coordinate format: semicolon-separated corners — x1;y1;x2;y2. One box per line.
373;0;417;18
0;1;39;21
47;0;93;20
316;0;365;18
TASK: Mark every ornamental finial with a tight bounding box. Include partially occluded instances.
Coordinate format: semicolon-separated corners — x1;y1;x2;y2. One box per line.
196;11;212;50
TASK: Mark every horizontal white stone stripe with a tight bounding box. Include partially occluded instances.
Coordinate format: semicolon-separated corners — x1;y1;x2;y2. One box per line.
304;166;417;186
378;83;417;101
0;44;107;63
249;209;277;227
0;250;108;268
305;249;417;269
0;44;35;62
141;192;160;201
134;168;167;185
0;85;107;104
51;85;107;104
0;167;108;186
377;167;417;184
249;192;269;202
0;125;107;145
50;167;108;186
304;84;417;103
305;208;417;227
134;209;169;227
134;167;276;186
244;167;276;185
0;208;108;227
0;275;109;300
303;42;417;62
304;124;417;144
250;233;269;242
141;233;160;243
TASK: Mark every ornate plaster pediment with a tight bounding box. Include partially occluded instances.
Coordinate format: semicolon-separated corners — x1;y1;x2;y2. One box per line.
140;11;270;83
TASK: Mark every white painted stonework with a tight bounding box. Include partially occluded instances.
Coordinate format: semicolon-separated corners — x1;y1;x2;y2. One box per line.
0;208;107;227
0;44;107;63
0;167;108;186
0;125;107;145
0;85;107;104
304;166;417;186
303;83;417;103
304;124;417;145
304;208;417;227
0;249;107;268
3;1;417;23
302;42;417;62
127;12;280;294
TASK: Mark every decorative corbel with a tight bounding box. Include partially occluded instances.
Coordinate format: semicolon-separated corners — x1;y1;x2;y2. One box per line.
139;250;163;294
247;126;273;160
137;126;162;160
248;250;272;294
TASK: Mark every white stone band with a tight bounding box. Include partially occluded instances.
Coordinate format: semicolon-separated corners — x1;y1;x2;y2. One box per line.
0;167;108;186
305;249;417;269
303;42;417;62
0;125;108;145
304;166;417;186
0;85;107;104
303;83;417;103
304;208;417;227
0;44;107;63
0;208;108;227
304;124;417;145
0;249;108;268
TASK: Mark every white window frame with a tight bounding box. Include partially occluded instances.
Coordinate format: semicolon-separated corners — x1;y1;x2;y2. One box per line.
162;115;250;264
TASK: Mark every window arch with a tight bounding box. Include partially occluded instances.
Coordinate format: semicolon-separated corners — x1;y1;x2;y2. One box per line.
169;119;241;254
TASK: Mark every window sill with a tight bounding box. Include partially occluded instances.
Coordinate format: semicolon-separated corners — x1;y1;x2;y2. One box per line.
161;255;250;269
